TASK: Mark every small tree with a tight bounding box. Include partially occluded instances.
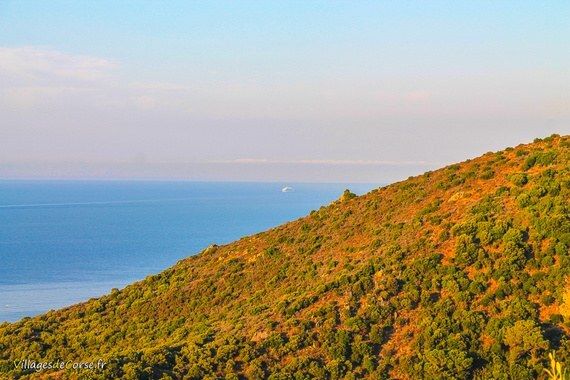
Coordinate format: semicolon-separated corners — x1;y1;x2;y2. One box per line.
560;285;570;320
340;189;357;201
503;320;548;364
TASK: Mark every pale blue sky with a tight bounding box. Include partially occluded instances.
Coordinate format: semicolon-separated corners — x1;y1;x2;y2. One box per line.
0;1;568;181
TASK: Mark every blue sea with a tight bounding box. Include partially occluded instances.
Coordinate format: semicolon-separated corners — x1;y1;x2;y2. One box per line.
0;180;377;322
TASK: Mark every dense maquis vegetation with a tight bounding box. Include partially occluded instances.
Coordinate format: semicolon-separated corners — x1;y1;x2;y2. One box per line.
0;135;569;379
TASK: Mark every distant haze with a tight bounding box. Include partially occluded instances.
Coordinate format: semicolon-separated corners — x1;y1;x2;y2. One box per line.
1;1;569;182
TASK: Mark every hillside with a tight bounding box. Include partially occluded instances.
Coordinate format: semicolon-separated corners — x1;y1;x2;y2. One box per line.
1;134;569;379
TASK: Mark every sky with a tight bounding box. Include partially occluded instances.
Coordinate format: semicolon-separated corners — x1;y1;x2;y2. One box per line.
0;1;569;182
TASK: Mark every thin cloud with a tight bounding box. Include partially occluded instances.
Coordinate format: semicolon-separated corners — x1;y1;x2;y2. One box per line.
0;46;191;110
214;158;439;166
0;46;118;82
129;82;189;92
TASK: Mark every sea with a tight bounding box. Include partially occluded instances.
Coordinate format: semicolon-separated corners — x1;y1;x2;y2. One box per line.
0;180;377;322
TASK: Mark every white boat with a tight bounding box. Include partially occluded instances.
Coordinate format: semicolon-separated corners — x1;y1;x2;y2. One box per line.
281;186;293;193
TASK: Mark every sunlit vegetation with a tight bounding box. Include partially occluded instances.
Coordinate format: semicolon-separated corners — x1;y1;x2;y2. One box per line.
0;134;568;379
544;351;567;380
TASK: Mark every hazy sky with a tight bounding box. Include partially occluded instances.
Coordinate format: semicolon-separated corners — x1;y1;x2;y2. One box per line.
1;1;569;182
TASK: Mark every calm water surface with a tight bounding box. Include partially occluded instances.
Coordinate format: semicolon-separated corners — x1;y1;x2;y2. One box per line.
0;180;377;322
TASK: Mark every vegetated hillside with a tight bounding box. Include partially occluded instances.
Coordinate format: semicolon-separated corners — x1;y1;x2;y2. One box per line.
1;135;569;380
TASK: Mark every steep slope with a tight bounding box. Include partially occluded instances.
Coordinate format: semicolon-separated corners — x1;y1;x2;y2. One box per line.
0;135;569;379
